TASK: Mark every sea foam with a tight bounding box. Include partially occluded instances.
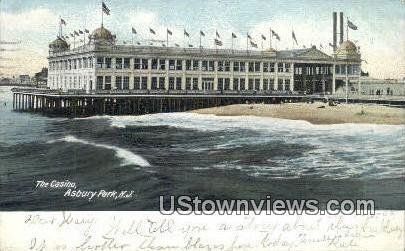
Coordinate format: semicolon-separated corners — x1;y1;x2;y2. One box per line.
48;135;151;167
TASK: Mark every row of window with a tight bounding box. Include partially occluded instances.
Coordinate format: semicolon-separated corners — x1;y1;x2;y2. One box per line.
335;64;361;75
94;57;291;72
95;76;291;91
49;57;94;71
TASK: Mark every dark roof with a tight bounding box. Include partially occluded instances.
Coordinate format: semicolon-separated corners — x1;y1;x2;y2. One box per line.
277;48;312;58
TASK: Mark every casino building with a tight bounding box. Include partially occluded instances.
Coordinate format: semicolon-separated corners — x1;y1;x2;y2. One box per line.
47;24;362;95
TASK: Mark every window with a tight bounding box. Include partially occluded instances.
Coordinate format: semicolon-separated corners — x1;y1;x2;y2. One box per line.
269;79;275;90
124;58;130;69
159;59;166;70
186;78;192;90
233;78;239;90
278;79;283;90
96;76;103;89
248;62;254;72
192;78;198;90
248;79;254;90
240;79;245;90
284;79;290;91
254;79;260;90
141;77;147;89
208;61;214;71
224;78;230;90
116;58;123;69
263;62;269;72
89;57;93;68
105;57;112;68
270;63;275;72
159;77;165;89
176;77;182;90
116;76;122;89
134;58;141;69
142;59;148;69
169;77;175;90
263;79;268;90
176;60;182;70
73;59;77;69
186;60;192;71
78;59;82;69
123;76;129;89
218;61;224;72
151;77;158;90
193;60;199;70
134;77;141;89
285;63;290;73
278;63;284;72
255;62;260;72
152;59;158;70
202;61;208;71
218;78;224;90
169;59;176;70
105;76;112;90
224;61;230;72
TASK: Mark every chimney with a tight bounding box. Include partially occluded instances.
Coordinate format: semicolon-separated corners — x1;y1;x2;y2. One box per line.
340;12;344;44
333;12;337;52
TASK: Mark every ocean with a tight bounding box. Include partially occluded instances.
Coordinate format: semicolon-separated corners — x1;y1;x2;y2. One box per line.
0;86;404;210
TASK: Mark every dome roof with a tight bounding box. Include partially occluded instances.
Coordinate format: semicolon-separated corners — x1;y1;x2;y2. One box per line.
90;26;114;41
265;48;277;53
337;40;358;54
49;37;69;50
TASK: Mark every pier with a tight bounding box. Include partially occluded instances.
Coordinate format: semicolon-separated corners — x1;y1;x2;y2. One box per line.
11;88;308;117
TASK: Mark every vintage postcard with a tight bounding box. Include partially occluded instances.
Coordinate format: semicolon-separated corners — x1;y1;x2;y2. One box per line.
0;0;404;250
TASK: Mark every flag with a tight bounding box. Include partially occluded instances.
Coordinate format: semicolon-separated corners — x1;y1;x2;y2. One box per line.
167;29;172;36
232;33;237;38
347;19;358;30
216;30;220;38
247;34;252;40
149;28;156;35
292;31;298;45
261;34;266;40
84;29;89;33
132;27;137;34
60;18;66;25
272;30;280;41
184;29;190;37
136;42;141;45
79;30;84;34
200;30;205;36
65;36;69;39
74;31;79;36
214;39;223;46
175;43;180;47
70;33;74;37
162;43;166;47
188;44;193;47
320;44;323;49
329;42;334;47
102;2;110;15
123;41;127;44
303;45;306;48
250;41;258;48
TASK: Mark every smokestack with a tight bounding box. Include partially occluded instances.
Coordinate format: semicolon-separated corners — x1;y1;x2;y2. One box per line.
333;12;337;52
340;12;344;44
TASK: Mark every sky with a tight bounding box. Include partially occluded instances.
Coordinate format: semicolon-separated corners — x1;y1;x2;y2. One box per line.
0;0;404;79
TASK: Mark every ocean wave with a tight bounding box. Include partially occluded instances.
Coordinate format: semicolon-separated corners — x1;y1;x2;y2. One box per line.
48;135;151;167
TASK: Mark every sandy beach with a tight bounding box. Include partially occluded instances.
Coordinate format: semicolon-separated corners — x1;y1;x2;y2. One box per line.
192;102;405;125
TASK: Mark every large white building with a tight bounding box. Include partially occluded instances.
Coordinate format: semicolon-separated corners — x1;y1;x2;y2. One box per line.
47;25;362;95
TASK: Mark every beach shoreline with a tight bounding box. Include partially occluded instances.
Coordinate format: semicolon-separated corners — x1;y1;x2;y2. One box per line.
192;102;405;125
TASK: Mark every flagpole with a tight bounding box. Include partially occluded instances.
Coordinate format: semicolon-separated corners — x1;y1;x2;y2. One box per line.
199;33;202;50
231;35;234;52
269;27;272;49
246;33;248;54
101;2;103;27
167;31;169;47
346;17;349;41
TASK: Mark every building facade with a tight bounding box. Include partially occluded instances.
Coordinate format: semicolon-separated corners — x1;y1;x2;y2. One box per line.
48;25;362;95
